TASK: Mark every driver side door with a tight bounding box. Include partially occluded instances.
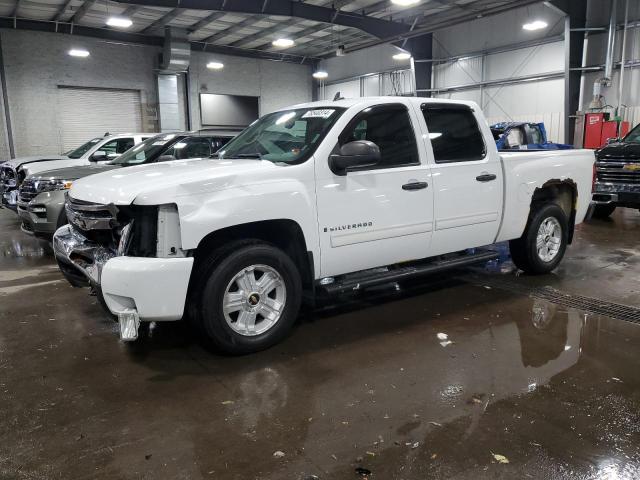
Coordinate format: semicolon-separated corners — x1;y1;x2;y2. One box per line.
315;103;433;278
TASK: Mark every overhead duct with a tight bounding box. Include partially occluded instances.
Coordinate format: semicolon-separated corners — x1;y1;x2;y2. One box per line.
160;26;190;73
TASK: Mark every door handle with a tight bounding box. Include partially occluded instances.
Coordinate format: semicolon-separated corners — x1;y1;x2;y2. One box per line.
476;173;497;182
402;181;428;191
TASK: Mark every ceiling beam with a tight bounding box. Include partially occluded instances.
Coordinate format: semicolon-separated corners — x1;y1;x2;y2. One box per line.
142;8;182;33
0;16;317;63
188;11;226;34
228;17;299;48
53;0;74;21
121;5;140;17
330;0;543;57
112;0;410;38
201;15;269;44
11;0;20;17
69;0;98;24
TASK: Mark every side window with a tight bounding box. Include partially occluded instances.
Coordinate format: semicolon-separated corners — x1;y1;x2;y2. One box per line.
211;137;231;153
164;137;212;160
421;105;486;163
101;138;134;156
339;105;419;169
506;128;525;149
525;124;543;144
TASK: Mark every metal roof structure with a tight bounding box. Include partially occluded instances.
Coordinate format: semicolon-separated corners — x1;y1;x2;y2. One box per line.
0;0;542;63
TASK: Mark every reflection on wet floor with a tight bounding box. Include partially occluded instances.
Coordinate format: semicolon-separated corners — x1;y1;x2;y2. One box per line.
1;208;640;479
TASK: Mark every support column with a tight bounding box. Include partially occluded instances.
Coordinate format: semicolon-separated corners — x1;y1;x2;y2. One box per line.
552;0;587;144
406;33;432;98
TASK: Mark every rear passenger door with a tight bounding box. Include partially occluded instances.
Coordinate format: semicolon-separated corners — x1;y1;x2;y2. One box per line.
420;104;503;256
315;103;433;278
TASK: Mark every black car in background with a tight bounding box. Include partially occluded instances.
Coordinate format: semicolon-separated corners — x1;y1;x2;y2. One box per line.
591;123;640;218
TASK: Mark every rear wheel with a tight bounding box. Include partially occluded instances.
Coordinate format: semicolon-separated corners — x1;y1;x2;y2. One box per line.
592;204;616;218
191;242;302;355
509;203;568;275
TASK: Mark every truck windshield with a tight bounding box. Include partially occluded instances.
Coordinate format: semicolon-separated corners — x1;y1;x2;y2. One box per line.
67;138;102;159
624;124;640;143
108;134;181;165
217;107;345;164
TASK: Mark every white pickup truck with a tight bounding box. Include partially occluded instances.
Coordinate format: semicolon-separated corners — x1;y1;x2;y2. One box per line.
53;97;595;354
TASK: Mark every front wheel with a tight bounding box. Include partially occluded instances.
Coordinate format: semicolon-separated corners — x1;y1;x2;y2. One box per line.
509;203;568;275
193;242;302;355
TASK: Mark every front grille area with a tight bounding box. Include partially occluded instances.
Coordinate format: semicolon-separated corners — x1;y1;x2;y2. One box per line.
19;178;38;203
66;197;119;232
65;197;158;257
596;159;640;184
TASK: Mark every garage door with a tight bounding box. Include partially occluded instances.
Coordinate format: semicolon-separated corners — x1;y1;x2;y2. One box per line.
57;87;143;151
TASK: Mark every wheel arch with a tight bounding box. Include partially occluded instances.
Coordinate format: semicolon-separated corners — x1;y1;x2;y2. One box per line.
190;219;314;291
530;179;578;243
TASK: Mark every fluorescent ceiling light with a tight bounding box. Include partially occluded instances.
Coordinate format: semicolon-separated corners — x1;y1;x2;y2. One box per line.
206;61;224;70
68;49;90;57
391;0;420;6
392;52;412;60
312;71;328;79
272;38;295;48
522;20;548;31
106;16;132;28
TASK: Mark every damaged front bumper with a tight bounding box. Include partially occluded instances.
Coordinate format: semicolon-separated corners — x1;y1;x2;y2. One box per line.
53;224;194;329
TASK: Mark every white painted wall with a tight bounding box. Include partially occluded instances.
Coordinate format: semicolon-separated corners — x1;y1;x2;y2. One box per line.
433;41;566;141
0;29;313;157
188;50;312;132
0;29;159;157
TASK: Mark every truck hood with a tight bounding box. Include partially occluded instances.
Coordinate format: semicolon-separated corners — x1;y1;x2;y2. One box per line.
5;155;69;170
597;142;640;160
69;158;282;205
31;163;120;181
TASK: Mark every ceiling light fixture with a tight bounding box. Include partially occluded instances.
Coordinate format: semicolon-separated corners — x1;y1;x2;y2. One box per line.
391;0;420;6
106;16;133;28
272;38;295;48
392;52;412;60
68;48;90;58
206;61;224;70
522;20;548;31
312;71;328;79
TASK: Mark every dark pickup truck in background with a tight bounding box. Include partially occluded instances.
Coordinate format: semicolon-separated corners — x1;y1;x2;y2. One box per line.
591;122;640;218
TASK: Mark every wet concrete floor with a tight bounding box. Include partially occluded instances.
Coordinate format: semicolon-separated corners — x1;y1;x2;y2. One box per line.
1;207;640;479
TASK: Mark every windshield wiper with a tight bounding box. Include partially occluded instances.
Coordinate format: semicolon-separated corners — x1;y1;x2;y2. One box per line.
235;153;263;159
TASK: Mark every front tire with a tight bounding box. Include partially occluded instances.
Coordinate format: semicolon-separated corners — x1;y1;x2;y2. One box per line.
509;203;568;275
192;242;302;355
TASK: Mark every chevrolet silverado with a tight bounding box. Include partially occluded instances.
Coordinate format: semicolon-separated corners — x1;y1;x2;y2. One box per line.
52;97;595;354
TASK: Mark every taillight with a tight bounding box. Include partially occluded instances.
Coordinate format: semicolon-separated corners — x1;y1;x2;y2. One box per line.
592;162;596;193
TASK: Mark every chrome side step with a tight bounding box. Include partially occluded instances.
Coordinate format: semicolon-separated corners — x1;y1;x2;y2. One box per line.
319;250;500;295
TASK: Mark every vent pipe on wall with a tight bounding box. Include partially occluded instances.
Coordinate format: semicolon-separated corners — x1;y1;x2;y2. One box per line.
590;0;617;109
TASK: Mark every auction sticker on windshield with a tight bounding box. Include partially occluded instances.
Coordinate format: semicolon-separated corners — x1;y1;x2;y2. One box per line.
302;109;335;119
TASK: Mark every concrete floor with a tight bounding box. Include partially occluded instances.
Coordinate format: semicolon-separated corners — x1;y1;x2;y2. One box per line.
1;208;640;480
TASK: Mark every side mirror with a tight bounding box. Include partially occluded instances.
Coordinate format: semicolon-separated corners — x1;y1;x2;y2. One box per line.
329;140;381;175
606;137;620;145
90;150;108;162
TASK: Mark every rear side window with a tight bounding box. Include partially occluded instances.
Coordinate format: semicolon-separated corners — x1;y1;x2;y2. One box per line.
339;104;419;169
421;104;486;163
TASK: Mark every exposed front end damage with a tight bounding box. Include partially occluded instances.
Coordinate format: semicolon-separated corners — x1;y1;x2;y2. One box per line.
0;164;18;211
53;196;192;340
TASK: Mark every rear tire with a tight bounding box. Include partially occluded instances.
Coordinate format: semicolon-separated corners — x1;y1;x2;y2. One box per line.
592;204;616;218
509;203;568;275
191;241;302;355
